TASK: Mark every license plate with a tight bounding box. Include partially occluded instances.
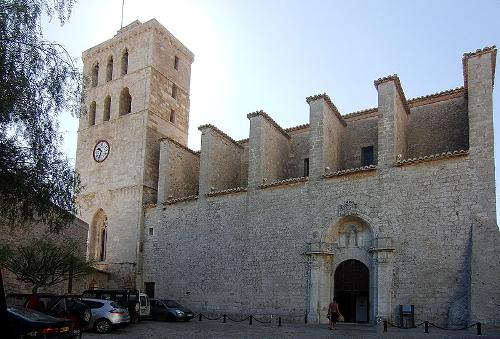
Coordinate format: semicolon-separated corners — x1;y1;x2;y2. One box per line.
60;327;69;333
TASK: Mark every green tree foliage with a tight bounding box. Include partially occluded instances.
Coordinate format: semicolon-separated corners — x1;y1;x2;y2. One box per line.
0;0;81;232
0;239;94;293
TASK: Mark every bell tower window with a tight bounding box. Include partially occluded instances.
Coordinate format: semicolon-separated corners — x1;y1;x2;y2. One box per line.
119;87;132;115
106;56;113;82
103;96;111;121
91;63;99;87
89;101;96;126
121;49;128;76
170;109;175;123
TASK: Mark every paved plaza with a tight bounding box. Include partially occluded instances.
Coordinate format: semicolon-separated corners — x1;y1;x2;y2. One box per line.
82;321;500;339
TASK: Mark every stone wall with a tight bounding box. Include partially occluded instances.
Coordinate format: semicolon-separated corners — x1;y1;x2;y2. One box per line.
343;116;378;169
0;217;109;295
287;129;310;178
157;138;200;202
407;95;469;158
198;126;244;195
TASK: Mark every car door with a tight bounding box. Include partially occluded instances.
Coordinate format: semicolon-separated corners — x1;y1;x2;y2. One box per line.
139;294;150;317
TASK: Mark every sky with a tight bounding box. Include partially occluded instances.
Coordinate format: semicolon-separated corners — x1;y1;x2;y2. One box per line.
44;0;500;216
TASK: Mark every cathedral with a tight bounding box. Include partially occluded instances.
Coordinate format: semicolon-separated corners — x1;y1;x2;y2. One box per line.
75;19;499;326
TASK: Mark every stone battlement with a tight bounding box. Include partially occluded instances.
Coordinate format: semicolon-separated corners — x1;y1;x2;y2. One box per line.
157;46;496;204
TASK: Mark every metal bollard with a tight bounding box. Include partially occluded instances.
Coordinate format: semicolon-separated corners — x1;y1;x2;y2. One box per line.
477;322;482;335
383;320;387;333
249;315;253;325
223;314;226;323
199;313;202;321
278;316;282;327
424;321;429;333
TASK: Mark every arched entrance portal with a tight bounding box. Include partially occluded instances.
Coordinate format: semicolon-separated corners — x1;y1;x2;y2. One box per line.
334;259;369;323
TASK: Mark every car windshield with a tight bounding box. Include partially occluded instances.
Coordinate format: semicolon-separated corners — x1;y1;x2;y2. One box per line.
164;300;182;308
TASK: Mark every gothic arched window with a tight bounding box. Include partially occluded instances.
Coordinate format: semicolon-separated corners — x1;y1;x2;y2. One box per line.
91;210;108;262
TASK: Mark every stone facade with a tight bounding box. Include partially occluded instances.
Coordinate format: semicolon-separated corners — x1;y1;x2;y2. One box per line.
75;20;499;327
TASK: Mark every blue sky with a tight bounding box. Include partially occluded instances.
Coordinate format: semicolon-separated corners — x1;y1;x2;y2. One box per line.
44;0;499;218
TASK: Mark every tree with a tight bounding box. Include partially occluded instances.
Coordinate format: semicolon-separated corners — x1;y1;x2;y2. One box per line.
0;2;82;337
0;239;94;293
0;0;81;232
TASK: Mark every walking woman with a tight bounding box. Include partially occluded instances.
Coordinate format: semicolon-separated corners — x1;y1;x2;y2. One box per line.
328;298;340;330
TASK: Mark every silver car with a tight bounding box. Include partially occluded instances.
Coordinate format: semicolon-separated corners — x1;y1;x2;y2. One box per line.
82;298;130;334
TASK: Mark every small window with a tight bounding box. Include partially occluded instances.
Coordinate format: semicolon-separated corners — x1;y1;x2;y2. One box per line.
89;101;96;126
119;87;132;115
361;146;374;166
121;49;129;76
303;158;309;177
171;84;177;99
148;227;154;236
169;109;175;123
91;63;99;87
106;56;113;82
99;226;107;262
174;56;179;70
103;96;111;121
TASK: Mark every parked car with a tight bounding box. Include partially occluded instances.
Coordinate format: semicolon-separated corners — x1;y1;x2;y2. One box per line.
82;289;150;323
150;299;194;321
81;298;130;334
7;293;91;332
8;306;78;338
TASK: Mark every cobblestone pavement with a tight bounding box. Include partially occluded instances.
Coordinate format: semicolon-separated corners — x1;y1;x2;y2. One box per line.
82;320;500;339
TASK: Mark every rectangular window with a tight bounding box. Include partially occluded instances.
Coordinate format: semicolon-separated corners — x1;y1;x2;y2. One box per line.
361;146;374;166
148;227;154;236
174;56;179;70
144;282;155;298
303;158;309;177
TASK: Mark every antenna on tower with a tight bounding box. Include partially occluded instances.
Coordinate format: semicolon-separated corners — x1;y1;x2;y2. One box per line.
120;0;125;29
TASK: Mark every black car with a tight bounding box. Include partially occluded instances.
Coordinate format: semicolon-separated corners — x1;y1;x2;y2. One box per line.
8;306;78;338
150;299;194;321
7;293;91;332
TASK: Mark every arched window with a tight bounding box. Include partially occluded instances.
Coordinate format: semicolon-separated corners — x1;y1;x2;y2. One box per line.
103;96;111;121
90;210;108;262
121;49;128;76
91;63;99;87
89;101;96;126
171;84;177;99
106;56;113;82
119;87;132;115
169;109;175;123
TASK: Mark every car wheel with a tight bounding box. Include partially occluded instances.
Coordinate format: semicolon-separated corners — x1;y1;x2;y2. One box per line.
94;319;112;334
82;308;91;325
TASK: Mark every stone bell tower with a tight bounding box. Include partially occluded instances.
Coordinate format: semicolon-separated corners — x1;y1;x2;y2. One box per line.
75;19;194;287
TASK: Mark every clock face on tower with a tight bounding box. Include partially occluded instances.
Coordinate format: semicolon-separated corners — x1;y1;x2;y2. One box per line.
93;140;110;163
